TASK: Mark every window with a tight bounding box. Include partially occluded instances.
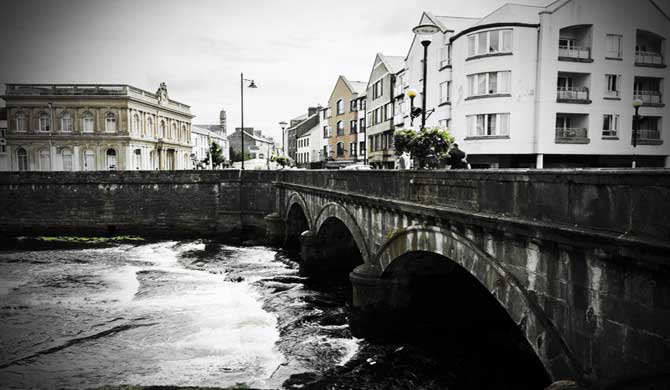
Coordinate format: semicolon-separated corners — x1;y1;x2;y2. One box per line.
373;79;384;99
15;112;26;132
106;149;117;170
350;120;357;134
159;120;166;138
467;29;512;57
440;45;451;67
384;103;393;121
83;150;95;171
57;111;72;133
336;142;345;157
466;113;510;136
39;112;50;132
605;34;623;58
350;100;357;111
439;81;451;103
603;114;619;137
105;112;116;133
337;120;344;136
133;114;140;134
467;71;511;96
16;148;28;171
337;99;344;115
361;99;366;110
559;38;576;49
134;149;142;169
61;148;73;171
350;142;357;157
182;125;187;141
605;74;621;98
360;118;366;131
146;117;153;137
323;125;331;138
171;123;177;139
374;108;381;124
39;149;50;171
359;141;365;155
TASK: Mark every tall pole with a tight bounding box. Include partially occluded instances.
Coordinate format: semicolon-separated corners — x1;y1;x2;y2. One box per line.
633;105;640;168
240;72;245;170
421;41;430;130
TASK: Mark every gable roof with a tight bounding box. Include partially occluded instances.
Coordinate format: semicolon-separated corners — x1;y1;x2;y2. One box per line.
381;54;405;74
473;3;544;25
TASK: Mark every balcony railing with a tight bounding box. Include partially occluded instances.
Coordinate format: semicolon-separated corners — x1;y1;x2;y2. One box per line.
558;46;591;60
634;91;663;105
557;87;590;102
635;51;664;65
637;129;661;140
556;127;589;143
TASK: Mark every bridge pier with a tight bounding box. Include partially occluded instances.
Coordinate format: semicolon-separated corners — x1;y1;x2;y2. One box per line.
349;265;411;341
299;229;363;277
263;212;284;246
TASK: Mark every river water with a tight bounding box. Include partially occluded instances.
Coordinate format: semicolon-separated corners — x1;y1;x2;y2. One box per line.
0;241;360;389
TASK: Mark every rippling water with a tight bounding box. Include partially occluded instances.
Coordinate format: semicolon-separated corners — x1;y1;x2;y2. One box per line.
0;241;358;389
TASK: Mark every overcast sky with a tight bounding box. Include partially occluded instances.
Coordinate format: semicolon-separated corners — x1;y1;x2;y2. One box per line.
2;0;668;142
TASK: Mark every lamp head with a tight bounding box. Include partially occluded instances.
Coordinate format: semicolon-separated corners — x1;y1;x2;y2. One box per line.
632;99;643;108
279;121;288;129
248;80;258;88
412;23;440;44
406;88;418;99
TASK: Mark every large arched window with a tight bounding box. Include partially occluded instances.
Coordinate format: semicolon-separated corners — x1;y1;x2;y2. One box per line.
149;150;156;169
82;112;94;133
39;148;50;171
15;112;26;132
132;113;140;134
336;99;344;115
336;141;345;157
61;111;73;132
336;120;344;136
182;125;187;142
39;112;50;132
134;149;142;170
146;117;153;138
171;122;177;140
105;112;116;133
61;148;73;171
83;149;95;171
106;149;117;170
159;120;166;139
16;147;28;171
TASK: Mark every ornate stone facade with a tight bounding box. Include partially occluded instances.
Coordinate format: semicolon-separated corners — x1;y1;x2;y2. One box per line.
1;83;194;171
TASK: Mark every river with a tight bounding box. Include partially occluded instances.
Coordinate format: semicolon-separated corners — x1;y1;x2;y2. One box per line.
0;240;363;389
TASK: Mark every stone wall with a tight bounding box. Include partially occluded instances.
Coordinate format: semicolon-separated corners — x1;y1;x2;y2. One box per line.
0;170;278;237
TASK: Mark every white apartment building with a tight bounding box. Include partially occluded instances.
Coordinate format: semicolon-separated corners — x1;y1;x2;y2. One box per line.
296;122;321;166
433;0;670;168
190;125;229;169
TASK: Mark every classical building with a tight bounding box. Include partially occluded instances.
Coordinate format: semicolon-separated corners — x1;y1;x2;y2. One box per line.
325;76;367;167
365;53;405;168
1;83;194;171
407;0;669;168
228;127;274;160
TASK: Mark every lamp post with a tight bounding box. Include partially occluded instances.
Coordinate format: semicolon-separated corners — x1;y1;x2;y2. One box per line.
406;88;418;127
240;73;257;170
412;23;440;130
632;98;643;168
279;121;288;156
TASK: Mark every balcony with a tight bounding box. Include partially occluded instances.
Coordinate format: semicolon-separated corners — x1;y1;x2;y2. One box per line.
634;91;663;106
557;87;590;103
635;29;666;67
634;77;664;106
558;25;593;62
634;117;663;145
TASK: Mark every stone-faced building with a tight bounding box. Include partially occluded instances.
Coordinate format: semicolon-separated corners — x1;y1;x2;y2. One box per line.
286;107;320;162
229;127;274;160
326;76;367;167
2;83;194;171
365;53;405;169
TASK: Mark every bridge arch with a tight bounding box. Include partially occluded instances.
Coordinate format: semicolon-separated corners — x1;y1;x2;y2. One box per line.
314;202;370;265
374;225;581;384
284;192;312;249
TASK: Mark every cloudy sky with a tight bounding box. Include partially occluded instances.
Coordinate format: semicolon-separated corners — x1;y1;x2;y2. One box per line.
1;0;667;142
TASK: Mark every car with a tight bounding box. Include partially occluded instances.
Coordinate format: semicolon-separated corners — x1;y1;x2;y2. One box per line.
341;164;372;170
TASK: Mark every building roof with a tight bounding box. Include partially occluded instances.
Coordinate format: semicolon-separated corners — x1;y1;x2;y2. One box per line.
380;54;406;74
430;13;479;32
473;3;544;25
348;81;368;96
290;113;320;139
191;125;227;141
194;124;226;136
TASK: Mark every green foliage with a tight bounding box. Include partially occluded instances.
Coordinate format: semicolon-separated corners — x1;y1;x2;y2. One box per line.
206;142;227;168
271;154;291;168
393;127;455;169
228;146;251;163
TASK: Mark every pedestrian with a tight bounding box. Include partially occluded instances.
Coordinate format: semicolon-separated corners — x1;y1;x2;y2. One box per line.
447;143;469;169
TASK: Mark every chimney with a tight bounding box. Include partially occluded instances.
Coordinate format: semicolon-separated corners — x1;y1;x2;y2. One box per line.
219;109;227;135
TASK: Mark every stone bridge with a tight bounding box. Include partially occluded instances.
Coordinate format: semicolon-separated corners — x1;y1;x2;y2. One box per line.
266;169;670;388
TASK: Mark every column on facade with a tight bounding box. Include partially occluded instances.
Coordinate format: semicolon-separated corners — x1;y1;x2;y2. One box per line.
73;146;80;171
536;154;544;169
126;145;133;171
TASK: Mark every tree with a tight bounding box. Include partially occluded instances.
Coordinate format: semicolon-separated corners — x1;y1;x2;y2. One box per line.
209;142;226;168
393;127;454;169
229;146;251;163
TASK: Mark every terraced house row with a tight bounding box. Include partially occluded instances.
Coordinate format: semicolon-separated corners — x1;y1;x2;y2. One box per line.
296;0;669;168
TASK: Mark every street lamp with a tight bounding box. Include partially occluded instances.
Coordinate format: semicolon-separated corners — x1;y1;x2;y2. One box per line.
412;23;440;130
406;88;419;127
240;73;257;170
632;98;643;168
279;121;288;155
